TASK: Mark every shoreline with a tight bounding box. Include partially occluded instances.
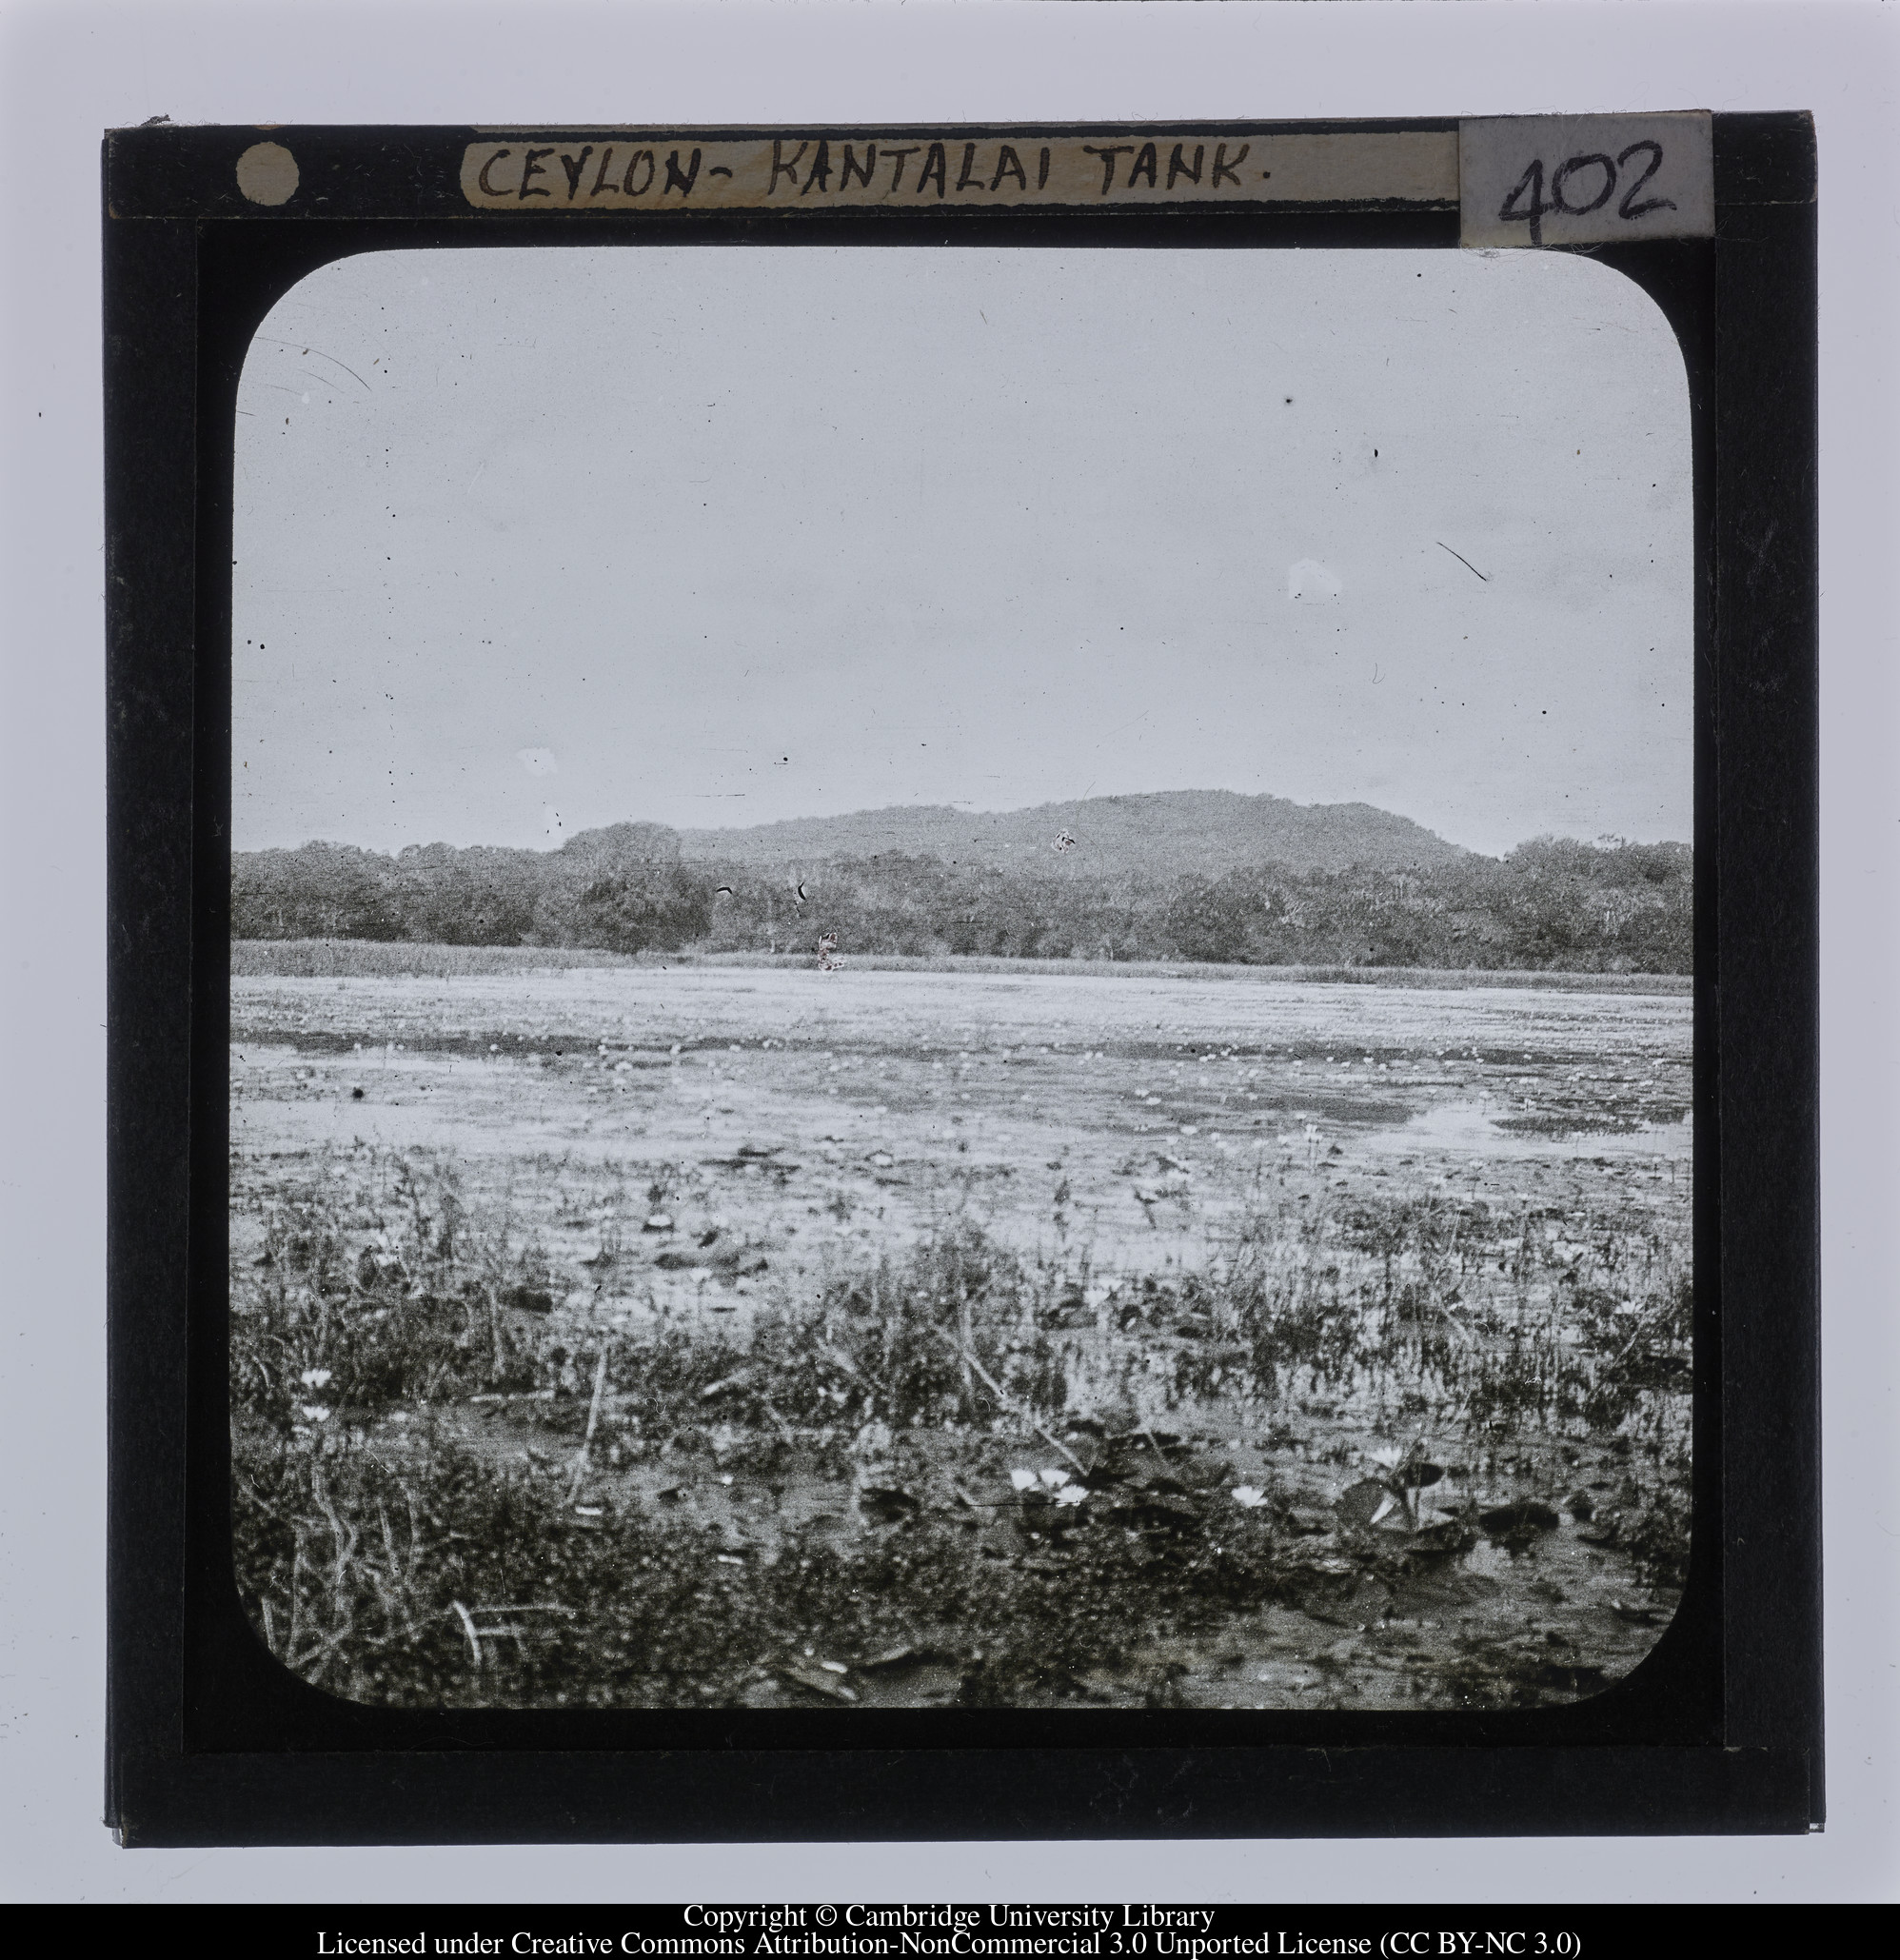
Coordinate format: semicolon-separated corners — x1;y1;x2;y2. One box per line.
231;939;1692;996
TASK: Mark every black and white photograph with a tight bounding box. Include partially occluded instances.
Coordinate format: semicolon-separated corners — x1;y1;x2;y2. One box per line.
225;238;1694;1714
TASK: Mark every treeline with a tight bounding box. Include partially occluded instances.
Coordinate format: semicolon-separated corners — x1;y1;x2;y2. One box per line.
232;823;1692;973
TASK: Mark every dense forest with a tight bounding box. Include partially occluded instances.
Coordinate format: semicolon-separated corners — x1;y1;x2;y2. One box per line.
231;820;1692;973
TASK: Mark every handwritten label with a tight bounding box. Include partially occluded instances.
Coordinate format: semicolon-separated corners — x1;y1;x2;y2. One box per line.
1460;114;1713;247
458;130;1458;212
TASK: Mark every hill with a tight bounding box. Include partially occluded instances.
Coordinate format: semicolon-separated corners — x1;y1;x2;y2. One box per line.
678;790;1471;880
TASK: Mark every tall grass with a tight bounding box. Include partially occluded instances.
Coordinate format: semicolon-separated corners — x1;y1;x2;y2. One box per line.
231;1153;554;1434
231;1144;1693;1707
230;940;646;979
231;1422;1304;1707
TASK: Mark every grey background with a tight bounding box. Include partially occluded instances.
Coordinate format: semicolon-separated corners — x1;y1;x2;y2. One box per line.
2;0;1893;1906
235;245;1690;860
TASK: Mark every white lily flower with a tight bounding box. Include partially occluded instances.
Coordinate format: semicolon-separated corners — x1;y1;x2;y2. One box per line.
1009;1469;1038;1492
1231;1486;1270;1509
1053;1484;1088;1508
1038;1468;1071;1489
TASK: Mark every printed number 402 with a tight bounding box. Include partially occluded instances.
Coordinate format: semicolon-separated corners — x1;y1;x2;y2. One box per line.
1499;140;1674;246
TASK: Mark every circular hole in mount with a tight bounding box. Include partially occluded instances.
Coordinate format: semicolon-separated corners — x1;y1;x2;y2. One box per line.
236;142;299;207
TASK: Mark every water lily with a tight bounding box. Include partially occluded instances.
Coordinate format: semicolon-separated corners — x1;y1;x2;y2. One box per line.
1009;1469;1039;1492
1231;1486;1271;1509
300;1403;332;1423
298;1367;332;1390
1038;1468;1070;1489
1052;1484;1088;1508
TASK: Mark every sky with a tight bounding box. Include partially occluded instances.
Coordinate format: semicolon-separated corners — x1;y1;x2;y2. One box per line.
232;244;1692;860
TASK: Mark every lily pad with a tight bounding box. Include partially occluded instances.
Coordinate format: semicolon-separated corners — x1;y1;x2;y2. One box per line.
782;1660;858;1703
